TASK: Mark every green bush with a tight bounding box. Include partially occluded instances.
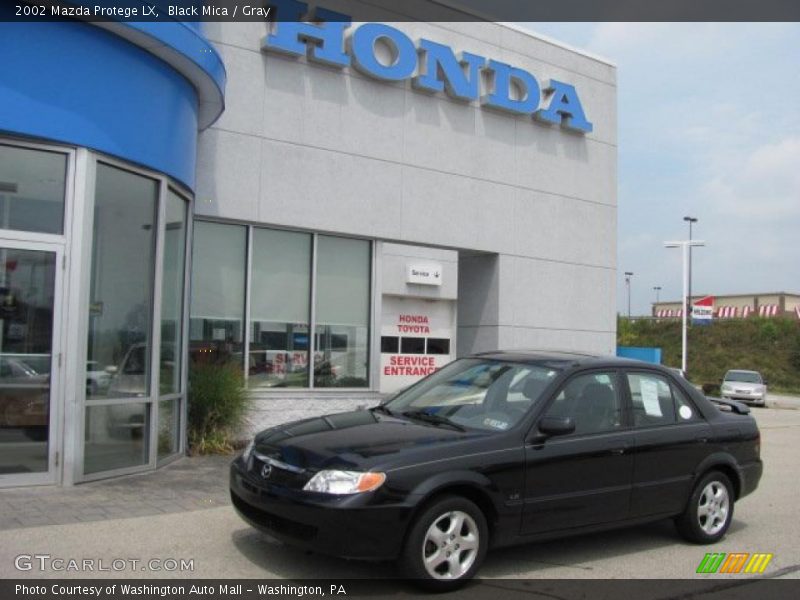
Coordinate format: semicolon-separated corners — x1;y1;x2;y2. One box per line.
188;361;250;455
758;320;779;342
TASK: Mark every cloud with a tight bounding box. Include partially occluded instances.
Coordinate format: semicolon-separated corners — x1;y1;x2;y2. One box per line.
703;136;800;221
530;23;800;311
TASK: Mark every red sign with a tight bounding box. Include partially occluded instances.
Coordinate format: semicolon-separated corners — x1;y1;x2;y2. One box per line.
397;314;430;334
383;355;437;377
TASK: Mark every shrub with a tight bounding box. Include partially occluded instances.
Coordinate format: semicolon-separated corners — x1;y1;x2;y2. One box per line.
758;319;779;342
789;332;800;372
617;316;638;346
188;361;250;454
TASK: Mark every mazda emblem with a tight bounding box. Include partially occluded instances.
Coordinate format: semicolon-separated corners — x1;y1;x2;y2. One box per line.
261;463;272;479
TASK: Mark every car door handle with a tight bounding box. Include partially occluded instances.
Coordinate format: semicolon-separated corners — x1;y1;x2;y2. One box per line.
606;440;630;455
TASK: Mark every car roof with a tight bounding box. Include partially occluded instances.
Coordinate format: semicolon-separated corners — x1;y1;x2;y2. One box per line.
470;349;661;370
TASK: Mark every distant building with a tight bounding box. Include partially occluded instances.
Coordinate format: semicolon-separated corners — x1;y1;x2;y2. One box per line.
653;292;800;320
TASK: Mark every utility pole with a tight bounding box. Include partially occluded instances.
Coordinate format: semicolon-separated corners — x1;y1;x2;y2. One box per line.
664;240;705;373
683;216;698;320
624;271;634;319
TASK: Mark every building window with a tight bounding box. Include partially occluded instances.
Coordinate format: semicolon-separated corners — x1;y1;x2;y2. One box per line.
159;190;188;394
189;222;246;367
381;336;399;353
86;164;158;401
426;338;451;355
401;337;426;354
189;224;373;389
84;163;158;474
0;144;67;235
314;236;371;388
249;228;312;388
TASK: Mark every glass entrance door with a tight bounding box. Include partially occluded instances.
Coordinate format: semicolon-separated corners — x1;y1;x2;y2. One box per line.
0;244;61;485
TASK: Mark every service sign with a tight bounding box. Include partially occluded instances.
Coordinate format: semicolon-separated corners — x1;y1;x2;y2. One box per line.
407;263;443;286
262;0;593;133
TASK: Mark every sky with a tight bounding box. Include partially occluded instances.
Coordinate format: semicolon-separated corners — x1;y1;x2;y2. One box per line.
524;23;800;316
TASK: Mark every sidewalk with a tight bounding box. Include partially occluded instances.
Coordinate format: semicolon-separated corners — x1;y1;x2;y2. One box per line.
0;455;231;531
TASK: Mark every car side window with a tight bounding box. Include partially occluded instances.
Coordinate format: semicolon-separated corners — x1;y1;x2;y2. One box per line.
627;372;677;427
545;371;622;436
671;381;701;422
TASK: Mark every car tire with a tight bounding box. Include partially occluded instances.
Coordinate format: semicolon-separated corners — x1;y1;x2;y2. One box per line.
400;495;488;590
675;471;734;544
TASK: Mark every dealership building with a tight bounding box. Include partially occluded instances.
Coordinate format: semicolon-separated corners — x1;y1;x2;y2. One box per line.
0;4;617;486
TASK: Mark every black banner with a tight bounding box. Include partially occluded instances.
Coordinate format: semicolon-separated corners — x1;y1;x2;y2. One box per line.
3;579;800;600
3;0;800;23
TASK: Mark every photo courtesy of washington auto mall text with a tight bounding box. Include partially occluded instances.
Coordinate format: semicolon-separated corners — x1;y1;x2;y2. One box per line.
2;0;800;598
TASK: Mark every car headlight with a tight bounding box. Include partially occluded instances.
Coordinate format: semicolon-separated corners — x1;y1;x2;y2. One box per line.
303;470;386;495
242;438;255;461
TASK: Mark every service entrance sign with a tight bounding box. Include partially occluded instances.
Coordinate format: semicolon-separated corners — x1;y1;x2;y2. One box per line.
380;296;455;394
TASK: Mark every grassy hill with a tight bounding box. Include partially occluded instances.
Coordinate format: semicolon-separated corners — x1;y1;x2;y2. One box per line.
618;316;800;394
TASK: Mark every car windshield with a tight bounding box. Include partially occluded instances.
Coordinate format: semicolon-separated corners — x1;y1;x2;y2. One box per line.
385;358;560;432
725;371;762;384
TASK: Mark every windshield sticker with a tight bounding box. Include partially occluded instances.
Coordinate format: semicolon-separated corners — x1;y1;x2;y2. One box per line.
483;418;509;430
640;378;663;417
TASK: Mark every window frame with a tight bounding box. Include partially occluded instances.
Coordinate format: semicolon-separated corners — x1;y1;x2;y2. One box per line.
621;368;706;430
192;220;376;391
0;138;74;246
534;368;631;439
77;154;193;482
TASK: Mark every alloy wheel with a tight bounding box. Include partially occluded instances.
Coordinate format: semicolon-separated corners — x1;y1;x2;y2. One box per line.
697;480;730;536
422;510;480;579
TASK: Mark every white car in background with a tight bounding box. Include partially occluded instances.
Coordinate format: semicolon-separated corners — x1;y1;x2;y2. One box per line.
721;370;767;407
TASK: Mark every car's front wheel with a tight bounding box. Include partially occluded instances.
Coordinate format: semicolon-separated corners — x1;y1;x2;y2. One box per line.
400;495;488;590
676;471;734;543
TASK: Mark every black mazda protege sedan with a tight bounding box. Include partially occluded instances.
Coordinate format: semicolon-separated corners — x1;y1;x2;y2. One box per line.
230;351;762;588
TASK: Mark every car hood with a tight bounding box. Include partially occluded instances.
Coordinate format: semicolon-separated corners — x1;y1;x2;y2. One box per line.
252;409;488;473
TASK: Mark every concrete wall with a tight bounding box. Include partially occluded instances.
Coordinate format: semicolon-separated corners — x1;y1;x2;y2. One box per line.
382;243;458;301
198;14;618;430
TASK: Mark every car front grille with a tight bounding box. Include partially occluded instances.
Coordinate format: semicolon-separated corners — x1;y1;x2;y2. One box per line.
249;456;310;489
231;491;317;541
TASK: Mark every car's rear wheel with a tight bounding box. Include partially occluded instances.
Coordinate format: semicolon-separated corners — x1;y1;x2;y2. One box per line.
676;471;734;544
400;495;488;590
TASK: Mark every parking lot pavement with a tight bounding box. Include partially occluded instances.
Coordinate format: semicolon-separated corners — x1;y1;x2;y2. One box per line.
767;393;800;410
0;407;798;581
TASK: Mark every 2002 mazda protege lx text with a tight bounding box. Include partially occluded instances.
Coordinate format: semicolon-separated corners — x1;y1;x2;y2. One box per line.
230;352;763;588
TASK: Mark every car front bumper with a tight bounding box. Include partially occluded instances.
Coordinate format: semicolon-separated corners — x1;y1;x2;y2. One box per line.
229;458;414;560
722;393;765;405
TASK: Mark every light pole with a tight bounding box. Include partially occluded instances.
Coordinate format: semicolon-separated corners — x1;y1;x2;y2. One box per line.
653;286;662;308
624;271;634;318
665;240;705;373
683;216;698;317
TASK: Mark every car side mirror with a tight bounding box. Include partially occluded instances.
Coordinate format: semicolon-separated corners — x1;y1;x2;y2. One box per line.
538;416;575;437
